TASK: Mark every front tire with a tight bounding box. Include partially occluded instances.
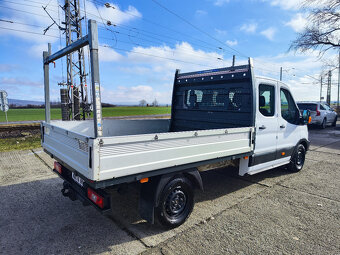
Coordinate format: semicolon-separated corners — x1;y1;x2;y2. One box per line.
155;177;194;228
288;144;306;173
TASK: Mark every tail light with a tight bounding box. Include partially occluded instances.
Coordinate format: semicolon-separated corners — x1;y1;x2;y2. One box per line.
316;105;320;116
87;188;104;208
54;161;62;174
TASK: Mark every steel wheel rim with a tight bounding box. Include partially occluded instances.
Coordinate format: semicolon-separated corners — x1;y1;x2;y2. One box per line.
165;188;187;217
296;148;305;167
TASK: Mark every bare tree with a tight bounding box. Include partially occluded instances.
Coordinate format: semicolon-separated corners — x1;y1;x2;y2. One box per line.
290;0;340;56
152;98;159;107
139;99;147;107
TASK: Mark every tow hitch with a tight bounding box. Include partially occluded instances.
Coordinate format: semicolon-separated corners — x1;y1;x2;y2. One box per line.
61;182;77;201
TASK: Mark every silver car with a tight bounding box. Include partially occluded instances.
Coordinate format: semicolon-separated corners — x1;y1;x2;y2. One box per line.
297;102;338;128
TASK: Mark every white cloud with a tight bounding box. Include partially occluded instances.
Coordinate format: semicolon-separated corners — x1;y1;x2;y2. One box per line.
253;51;339;101
226;40;238;46
285;13;307;33
101;85;172;104
0;0;141;52
99;42;226;104
84;1;142;25
125;42;224;71
265;0;303;10
98;45;123;62
240;23;258;33
260;27;276;40
214;0;230;6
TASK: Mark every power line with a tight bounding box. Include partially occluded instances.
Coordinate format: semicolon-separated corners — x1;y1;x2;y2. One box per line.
0;25;61;38
149;0;248;58
99;35;225;63
0;5;58;19
2;1;236;56
100;44;220;68
88;0;229;53
0;19;58;30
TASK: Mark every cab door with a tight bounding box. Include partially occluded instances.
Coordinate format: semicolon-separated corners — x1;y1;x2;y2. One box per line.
251;82;278;166
276;87;301;159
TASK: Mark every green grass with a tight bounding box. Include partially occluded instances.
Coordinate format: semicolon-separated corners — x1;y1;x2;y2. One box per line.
0;135;41;152
0;107;171;122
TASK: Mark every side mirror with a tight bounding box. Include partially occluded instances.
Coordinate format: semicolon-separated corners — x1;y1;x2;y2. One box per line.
302;109;311;125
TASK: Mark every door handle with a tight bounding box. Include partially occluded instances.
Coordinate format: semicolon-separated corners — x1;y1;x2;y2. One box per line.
259;125;266;130
280;124;285;128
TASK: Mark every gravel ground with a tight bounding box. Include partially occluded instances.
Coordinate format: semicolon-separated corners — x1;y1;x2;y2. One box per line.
0;125;339;255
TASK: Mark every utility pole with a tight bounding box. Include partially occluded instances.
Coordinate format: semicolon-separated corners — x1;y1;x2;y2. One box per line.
61;0;88;120
232;55;235;67
327;70;332;105
337;50;340;111
280;67;283;81
320;76;323;102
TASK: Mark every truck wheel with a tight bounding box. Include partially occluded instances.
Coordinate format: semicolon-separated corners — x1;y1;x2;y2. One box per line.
288;144;306;173
156;177;194;228
332;117;337;127
320;118;326;129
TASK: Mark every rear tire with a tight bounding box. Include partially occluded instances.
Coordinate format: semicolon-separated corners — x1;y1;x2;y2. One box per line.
320;118;326;129
332;117;337;127
287;144;306;173
155;177;194;228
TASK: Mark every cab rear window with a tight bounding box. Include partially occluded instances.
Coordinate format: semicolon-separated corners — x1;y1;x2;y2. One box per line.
297;104;317;111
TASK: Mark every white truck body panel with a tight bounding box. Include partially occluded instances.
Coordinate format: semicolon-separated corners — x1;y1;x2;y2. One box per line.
42;119;254;181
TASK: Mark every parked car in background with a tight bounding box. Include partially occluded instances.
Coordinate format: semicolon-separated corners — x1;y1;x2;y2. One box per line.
297;102;337;128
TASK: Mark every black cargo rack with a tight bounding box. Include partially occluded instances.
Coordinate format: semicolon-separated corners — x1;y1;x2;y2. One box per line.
170;60;256;132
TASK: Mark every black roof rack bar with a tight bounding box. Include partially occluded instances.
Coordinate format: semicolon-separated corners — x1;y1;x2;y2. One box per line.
177;64;250;79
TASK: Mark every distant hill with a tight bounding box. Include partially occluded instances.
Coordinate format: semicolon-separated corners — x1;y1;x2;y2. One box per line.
8;99;44;106
7;98;169;107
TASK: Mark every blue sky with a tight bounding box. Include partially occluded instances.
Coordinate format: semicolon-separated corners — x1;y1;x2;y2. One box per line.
0;0;338;104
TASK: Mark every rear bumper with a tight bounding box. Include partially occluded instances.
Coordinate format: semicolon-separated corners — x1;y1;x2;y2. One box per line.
309;119;322;125
53;167;111;214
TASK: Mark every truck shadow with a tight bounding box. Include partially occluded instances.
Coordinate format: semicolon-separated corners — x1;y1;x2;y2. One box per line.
0;166;294;254
106;165;295;245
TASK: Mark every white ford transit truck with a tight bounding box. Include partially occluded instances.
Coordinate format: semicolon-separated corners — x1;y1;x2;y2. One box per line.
42;59;310;227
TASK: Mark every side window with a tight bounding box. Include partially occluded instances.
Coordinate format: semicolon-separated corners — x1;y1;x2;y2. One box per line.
184;89;226;109
280;88;299;124
184;90;191;107
259;84;275;117
320;104;326;110
228;88;243;111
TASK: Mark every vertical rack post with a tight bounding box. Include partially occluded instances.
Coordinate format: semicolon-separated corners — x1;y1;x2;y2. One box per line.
43;50;50;123
88;20;102;137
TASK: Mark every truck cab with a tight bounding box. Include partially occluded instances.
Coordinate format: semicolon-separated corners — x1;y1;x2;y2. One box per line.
243;76;309;175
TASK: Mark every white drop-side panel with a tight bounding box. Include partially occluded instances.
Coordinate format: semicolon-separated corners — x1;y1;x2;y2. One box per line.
98;127;254;180
42;122;91;179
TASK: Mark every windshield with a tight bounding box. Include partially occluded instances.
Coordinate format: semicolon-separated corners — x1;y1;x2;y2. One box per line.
297;103;317;111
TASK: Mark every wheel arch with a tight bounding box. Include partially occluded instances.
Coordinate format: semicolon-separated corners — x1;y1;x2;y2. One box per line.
138;168;202;224
298;139;309;152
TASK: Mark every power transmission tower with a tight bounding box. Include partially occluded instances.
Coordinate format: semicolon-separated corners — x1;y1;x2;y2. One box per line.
61;0;89;120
